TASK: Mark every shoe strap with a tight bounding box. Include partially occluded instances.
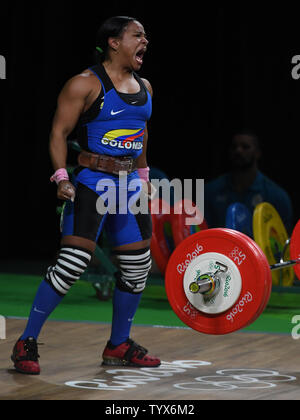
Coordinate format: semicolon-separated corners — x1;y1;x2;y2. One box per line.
124;339;148;361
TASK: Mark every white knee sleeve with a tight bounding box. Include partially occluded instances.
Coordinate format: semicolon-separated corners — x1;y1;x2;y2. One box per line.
115;247;152;294
46;246;92;296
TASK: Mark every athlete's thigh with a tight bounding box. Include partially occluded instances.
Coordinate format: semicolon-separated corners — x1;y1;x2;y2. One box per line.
61;181;108;245
105;210;152;248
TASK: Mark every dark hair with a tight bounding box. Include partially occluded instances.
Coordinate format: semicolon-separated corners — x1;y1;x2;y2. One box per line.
95;16;136;63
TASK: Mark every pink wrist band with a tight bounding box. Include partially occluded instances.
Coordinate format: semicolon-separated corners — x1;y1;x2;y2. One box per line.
137;166;150;182
50;168;69;184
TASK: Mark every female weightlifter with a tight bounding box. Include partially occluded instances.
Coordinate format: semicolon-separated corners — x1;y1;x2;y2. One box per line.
11;16;160;374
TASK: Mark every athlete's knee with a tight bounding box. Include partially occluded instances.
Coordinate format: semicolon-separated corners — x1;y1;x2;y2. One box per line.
45;246;92;296
114;247;152;294
61;235;96;254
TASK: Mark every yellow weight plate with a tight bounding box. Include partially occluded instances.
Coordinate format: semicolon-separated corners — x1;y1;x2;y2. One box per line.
253;202;294;286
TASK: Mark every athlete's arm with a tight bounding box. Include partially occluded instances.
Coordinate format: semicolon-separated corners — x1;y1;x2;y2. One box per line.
136;78;154;197
49;72;98;200
136;123;149;169
136;78;152;169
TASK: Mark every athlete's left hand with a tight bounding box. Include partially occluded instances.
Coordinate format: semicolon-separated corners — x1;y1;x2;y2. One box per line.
142;181;157;200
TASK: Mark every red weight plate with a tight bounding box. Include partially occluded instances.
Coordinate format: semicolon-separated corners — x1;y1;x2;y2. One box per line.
244;259;271;327
290;219;300;281
235;232;272;326
149;198;172;274
150;198;208;274
165;228;271;335
172;199;207;245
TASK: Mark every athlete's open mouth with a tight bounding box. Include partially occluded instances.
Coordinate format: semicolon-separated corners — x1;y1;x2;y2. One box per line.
135;48;146;64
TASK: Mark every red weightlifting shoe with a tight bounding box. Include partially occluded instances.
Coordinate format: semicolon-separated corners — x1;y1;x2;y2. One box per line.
102;338;161;367
11;337;40;375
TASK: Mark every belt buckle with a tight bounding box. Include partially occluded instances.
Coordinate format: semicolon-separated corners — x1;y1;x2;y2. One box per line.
120;157;133;173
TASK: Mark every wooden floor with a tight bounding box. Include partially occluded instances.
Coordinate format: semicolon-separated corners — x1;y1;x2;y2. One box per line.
0;318;299;400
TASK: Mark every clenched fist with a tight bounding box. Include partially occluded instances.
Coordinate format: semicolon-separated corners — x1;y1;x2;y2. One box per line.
57;180;76;202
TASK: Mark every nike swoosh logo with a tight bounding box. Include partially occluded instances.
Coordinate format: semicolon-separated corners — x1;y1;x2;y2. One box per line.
111;109;125;116
33;306;46;314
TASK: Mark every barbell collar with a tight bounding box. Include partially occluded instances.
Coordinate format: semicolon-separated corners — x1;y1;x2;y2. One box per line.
198;278;214;294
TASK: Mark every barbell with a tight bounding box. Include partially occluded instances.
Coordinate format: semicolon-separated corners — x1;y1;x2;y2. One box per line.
164;217;300;336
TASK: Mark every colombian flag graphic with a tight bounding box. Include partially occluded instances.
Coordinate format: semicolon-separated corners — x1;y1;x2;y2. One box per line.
101;128;145;150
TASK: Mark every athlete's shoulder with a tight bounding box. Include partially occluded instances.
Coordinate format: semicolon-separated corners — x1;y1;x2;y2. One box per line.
59;69;101;100
141;77;153;97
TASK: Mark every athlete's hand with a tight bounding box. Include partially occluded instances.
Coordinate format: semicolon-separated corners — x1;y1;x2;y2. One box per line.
57;180;76;202
142;181;157;200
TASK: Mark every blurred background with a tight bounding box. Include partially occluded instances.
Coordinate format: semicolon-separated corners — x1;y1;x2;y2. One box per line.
1;2;300;261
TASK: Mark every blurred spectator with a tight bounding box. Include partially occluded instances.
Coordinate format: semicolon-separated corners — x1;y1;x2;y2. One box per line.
204;130;293;233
